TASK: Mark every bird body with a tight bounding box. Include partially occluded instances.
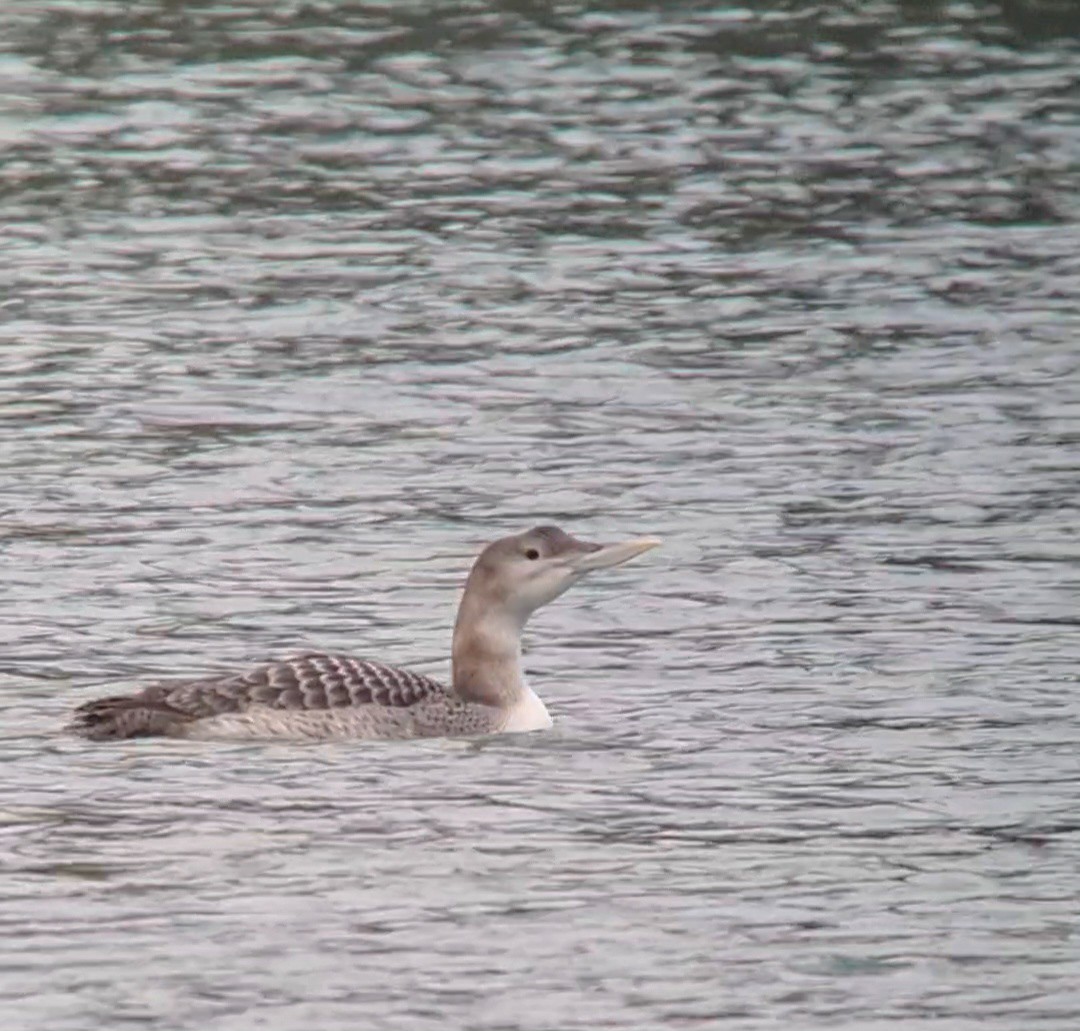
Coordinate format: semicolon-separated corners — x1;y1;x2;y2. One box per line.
68;525;658;743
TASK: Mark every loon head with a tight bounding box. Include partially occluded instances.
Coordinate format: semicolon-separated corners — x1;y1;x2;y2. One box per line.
461;524;661;627
450;524;660;707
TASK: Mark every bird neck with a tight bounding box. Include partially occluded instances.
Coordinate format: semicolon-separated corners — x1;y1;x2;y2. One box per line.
451;591;527;709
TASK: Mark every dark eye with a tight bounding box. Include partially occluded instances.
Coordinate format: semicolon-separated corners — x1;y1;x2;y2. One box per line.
524;548;540;560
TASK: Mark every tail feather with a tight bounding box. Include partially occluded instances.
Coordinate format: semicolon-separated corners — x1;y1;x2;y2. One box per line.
67;693;194;741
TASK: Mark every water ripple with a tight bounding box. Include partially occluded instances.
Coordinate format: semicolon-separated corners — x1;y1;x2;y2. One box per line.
2;2;1079;1029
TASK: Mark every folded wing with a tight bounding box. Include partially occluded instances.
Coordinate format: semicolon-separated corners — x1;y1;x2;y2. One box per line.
68;653;447;740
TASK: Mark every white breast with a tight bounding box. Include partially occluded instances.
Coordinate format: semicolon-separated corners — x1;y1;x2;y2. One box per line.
499;684;553;733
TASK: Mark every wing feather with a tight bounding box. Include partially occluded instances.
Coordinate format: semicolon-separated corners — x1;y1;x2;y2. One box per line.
70;653;449;739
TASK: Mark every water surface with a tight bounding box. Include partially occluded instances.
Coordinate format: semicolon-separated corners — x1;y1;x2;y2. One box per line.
2;2;1079;1028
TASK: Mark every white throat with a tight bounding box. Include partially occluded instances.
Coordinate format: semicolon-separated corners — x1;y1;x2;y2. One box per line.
500;680;553;732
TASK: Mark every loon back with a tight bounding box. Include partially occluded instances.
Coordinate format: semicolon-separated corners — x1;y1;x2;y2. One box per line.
70;654;452;741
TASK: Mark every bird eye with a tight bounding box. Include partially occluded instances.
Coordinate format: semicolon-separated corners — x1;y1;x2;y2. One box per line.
524;548;540;560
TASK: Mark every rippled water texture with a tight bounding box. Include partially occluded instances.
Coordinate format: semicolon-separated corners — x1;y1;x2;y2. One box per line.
2;2;1079;1028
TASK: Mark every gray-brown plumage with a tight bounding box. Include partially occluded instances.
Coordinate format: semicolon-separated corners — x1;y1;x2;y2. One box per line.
68;525;660;743
71;655;446;741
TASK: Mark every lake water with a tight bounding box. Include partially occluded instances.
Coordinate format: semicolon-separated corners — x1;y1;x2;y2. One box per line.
1;1;1079;1028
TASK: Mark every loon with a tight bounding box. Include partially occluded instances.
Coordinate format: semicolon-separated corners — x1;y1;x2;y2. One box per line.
68;525;660;742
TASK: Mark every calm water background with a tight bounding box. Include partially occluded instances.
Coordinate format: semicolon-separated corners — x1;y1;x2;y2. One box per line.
2;1;1079;1028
